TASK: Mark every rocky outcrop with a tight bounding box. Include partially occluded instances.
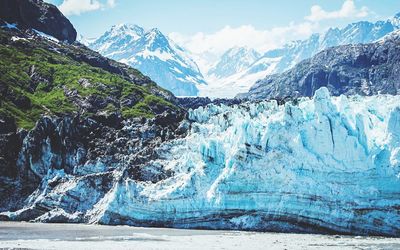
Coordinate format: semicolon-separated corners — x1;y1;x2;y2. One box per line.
0;109;187;216
177;97;244;110
238;30;400;100
0;0;77;43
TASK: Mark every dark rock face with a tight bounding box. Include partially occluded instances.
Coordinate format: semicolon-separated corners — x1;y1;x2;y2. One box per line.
0;110;188;218
177;97;244;110
239;31;400;100
0;116;21;178
0;0;77;43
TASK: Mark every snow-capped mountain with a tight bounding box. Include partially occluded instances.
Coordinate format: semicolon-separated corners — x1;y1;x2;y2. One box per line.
198;47;261;97
88;24;206;96
239;29;400;100
199;56;280;98
202;12;400;98
207;47;260;79
89;24;144;58
77;34;96;46
266;14;400;74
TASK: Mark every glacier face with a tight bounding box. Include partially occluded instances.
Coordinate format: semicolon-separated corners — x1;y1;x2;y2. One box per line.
90;88;400;235
5;88;400;236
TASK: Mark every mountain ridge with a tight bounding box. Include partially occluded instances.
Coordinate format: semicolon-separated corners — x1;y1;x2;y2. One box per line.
238;29;400;100
88;24;206;96
207;46;260;79
0;0;77;43
203;12;400;98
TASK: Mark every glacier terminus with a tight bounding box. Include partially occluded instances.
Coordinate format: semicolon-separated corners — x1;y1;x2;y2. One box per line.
3;88;400;236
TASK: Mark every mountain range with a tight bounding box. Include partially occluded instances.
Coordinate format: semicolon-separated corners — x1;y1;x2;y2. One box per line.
203;12;400;97
83;13;400;98
238;30;400;100
86;24;206;96
207;47;261;79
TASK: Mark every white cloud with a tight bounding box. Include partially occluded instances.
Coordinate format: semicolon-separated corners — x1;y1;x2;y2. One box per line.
58;0;117;16
107;0;116;8
305;0;369;22
170;0;371;70
169;22;320;72
169;22;319;59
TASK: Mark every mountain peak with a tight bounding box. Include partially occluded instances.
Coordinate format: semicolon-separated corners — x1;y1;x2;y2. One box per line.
111;23;143;31
148;27;161;33
144;28;169;47
207;46;260;79
225;46;254;56
108;23;144;38
89;24;205;96
224;46;259;57
391;12;400;27
147;28;164;38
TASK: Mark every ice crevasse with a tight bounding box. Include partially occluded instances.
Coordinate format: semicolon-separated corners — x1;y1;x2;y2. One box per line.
85;87;400;236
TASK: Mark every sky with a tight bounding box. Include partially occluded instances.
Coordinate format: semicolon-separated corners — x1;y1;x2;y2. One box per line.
44;0;400;65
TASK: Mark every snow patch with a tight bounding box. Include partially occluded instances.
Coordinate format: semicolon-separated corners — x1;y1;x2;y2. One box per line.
33;29;59;43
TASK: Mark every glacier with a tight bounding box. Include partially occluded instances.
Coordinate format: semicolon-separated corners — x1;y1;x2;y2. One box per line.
4;88;400;236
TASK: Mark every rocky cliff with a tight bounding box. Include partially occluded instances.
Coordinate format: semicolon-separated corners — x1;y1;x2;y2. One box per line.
0;110;187;217
238;30;400;100
0;0;77;43
0;0;183;214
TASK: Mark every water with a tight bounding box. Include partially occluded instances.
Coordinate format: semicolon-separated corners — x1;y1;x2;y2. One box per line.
0;222;399;250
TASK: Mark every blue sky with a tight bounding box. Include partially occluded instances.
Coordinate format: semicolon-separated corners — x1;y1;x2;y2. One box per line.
46;0;399;38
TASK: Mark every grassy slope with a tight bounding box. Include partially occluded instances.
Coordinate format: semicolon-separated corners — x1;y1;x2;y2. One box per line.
0;30;177;129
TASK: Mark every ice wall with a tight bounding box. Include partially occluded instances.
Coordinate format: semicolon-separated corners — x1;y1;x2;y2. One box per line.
89;88;400;236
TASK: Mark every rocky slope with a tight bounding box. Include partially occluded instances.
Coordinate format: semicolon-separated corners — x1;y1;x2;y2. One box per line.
238;30;400;100
88;24;206;96
0;0;185;213
0;24;177;128
0;0;76;43
2;88;400;236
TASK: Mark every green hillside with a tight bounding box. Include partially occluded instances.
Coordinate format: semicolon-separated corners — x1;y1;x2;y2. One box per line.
0;29;177;129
